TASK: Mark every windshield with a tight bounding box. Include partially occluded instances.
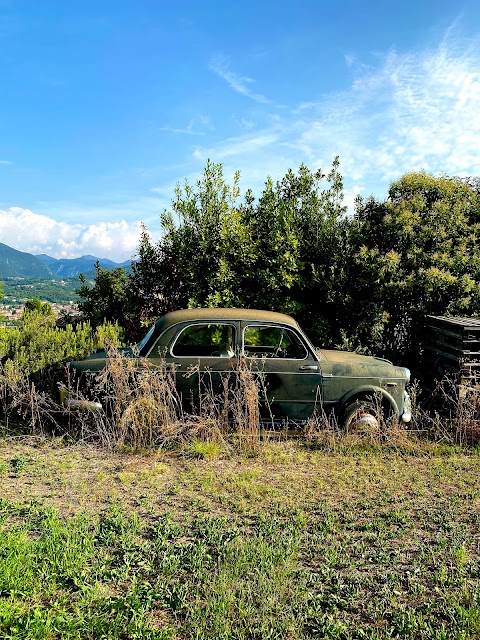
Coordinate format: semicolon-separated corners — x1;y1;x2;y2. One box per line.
137;324;156;353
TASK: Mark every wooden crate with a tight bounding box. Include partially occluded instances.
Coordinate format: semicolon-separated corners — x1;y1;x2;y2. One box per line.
423;316;480;388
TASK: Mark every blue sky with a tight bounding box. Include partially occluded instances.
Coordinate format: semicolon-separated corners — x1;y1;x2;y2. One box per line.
1;0;480;261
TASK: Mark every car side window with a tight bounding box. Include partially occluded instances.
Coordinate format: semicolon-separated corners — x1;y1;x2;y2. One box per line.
172;323;236;358
243;325;308;359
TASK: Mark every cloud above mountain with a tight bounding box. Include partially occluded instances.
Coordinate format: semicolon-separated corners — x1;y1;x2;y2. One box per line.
0;207;143;262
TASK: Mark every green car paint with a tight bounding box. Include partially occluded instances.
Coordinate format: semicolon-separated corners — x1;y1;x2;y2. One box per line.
62;308;412;427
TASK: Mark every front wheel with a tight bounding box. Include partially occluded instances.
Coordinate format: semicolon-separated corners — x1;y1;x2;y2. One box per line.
342;400;381;435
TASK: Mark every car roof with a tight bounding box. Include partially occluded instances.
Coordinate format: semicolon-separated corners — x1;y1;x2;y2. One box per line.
155;308;300;330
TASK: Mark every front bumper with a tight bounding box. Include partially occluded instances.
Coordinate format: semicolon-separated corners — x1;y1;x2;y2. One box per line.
59;385;103;411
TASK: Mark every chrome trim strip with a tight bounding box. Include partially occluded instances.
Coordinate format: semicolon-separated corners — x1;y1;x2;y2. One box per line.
64;398;103;411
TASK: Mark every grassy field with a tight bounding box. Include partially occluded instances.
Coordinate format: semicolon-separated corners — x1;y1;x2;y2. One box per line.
0;436;479;639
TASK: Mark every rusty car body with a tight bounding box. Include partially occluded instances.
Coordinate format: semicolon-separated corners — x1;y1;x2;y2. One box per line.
61;308;412;429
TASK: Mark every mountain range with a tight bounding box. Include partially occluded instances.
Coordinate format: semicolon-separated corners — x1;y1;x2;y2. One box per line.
0;242;131;279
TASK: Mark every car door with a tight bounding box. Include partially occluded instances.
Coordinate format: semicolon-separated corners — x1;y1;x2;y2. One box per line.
159;321;239;412
241;322;323;423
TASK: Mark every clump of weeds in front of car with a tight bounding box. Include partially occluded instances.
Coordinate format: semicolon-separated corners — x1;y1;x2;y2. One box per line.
175;357;262;456
62;344;187;450
56;346;265;454
302;389;417;455
3;333;480;455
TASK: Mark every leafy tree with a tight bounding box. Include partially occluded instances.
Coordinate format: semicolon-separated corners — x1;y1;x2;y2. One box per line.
77;261;129;328
127;224;186;337
349;171;480;364
24;298;53;316
166;159;243;308
254;158;348;343
129;158;349;347
127;160;244;332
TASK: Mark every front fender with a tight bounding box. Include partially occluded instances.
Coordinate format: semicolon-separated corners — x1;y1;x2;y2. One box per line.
337;385;400;417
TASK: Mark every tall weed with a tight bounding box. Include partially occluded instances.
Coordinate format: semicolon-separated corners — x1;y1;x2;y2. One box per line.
2;313;480;450
0;316;123;434
410;375;480;446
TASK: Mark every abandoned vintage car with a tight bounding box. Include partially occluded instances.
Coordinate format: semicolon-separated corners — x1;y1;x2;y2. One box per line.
61;308;412;429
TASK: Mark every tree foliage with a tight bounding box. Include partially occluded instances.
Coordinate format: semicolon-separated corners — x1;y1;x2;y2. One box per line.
0;314;123;392
128;158;348;346
24;298;53;316
74;162;480;376
349;172;480;361
77;261;129;328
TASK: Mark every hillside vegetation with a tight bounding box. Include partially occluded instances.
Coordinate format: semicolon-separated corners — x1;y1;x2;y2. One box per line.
2;277;80;305
0;245;131;280
0;243;52;278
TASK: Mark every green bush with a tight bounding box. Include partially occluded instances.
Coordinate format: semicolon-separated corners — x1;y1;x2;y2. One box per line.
0;313;124;393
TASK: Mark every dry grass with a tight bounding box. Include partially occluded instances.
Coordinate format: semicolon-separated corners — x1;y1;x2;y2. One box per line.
1;347;269;453
407;377;480;446
2;343;480;455
0;434;476;519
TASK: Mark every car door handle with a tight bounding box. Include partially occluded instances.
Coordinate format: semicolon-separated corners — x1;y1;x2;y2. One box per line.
166;362;182;369
299;365;319;371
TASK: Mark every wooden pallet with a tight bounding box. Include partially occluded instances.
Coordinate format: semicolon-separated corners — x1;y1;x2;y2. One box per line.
424;316;480;387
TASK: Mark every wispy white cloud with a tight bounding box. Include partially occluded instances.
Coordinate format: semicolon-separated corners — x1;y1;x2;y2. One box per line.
193;132;278;162
159;115;212;136
196;30;480;204
0;160;12;165
159;125;206;136
209;54;270;104
314;36;480;186
0;207;143;261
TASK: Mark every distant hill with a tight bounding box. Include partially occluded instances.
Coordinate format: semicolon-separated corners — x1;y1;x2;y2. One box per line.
0;243;132;279
0;243;52;278
36;254;131;278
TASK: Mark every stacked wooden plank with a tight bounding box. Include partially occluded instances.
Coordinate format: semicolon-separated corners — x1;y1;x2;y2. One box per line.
424;315;480;388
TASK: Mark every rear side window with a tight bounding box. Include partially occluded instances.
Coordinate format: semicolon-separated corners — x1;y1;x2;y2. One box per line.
243;325;307;359
172;323;236;358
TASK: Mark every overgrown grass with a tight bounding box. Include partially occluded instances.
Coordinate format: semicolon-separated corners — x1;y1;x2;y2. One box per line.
1;314;479;452
0;439;480;639
2;340;480;454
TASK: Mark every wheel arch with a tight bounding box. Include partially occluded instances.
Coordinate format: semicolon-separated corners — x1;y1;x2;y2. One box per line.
338;386;399;421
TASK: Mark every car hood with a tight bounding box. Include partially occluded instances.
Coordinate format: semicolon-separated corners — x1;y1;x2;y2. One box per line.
69;346;135;372
315;348;405;379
